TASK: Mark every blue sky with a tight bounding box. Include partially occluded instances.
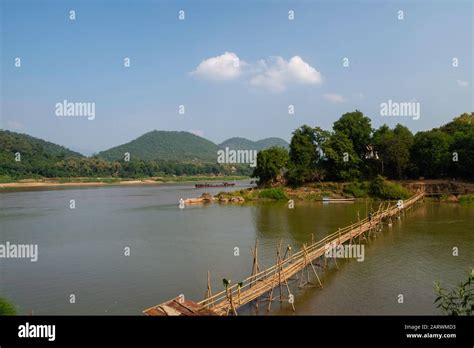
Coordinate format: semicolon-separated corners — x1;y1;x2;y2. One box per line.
1;0;472;155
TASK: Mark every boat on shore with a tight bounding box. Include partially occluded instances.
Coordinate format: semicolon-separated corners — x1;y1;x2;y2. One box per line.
195;182;235;189
322;197;355;203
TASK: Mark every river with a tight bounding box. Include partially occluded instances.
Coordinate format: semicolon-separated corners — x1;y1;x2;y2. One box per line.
0;181;472;315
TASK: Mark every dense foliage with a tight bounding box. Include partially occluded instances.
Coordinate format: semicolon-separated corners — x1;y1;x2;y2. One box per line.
252;147;289;185
1;112;472;182
252;112;473;185
368;175;411;200
258;187;288;200
0;297;16;315
0;130;252;179
97;130;219;162
219;137;289;150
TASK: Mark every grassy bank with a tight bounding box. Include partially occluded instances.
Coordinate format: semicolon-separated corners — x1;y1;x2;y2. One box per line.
217;178;413;202
459;194;474;205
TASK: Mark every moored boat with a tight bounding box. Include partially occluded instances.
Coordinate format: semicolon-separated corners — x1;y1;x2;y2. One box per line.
322;197;355;203
195;182;235;188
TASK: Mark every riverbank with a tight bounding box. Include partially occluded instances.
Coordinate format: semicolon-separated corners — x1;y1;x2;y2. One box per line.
184;179;474;205
0;176;249;190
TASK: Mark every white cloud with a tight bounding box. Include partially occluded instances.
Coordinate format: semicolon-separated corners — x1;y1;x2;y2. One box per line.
191;52;243;81
191;53;322;92
457;79;470;88
250;56;322;92
323;93;346;103
189;129;204;137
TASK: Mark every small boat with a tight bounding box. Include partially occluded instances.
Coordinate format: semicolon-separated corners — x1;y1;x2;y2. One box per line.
195;182;235;189
322;197;355;203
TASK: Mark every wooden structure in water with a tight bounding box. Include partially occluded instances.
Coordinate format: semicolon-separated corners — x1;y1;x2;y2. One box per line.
195;182;235;188
144;191;425;316
143;296;217;316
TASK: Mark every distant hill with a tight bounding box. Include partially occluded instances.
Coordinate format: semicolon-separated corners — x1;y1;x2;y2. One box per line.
97;130;219;162
0;130;84;177
0;130;83;159
219;137;289;151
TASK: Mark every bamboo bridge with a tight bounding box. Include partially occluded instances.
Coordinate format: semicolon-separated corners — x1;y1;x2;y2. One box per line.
143;191;425;316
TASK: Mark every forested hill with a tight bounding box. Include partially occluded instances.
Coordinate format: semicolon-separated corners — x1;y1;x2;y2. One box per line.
97;130;219;162
0;130;83;159
0;130;84;177
219;137;289;150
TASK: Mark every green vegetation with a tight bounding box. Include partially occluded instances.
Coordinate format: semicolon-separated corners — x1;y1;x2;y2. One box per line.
369;176;411;200
435;269;473;316
219;137;289;150
373;124;414;179
252;112;473;188
216;188;257;201
459;195;474;204
343;181;369;198
252;147;289;186
286;125;321;185
1;130;291;180
0;130;253;179
258;187;288;200
97;130;218;162
2;112;472;186
0;297;16;315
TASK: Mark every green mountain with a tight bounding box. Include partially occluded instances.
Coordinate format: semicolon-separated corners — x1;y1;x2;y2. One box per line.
219;137;289;151
0;129;84;177
97;130;219;162
0;130;83;159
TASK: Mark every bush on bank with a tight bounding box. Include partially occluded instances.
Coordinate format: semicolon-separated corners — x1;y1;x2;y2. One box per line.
459;195;474;204
258;188;288;200
369;176;411;200
343;181;369;198
0;297;16;315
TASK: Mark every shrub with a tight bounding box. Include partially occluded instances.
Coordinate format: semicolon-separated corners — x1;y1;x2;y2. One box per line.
435;269;473;316
0;175;14;183
344;181;369;198
0;297;16;315
258;188;288;200
459;195;474;205
369;175;411;200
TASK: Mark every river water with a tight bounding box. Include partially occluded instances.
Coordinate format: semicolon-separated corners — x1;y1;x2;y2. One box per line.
0;181;472;315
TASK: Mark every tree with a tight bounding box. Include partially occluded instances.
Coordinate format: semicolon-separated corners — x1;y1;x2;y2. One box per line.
440;113;473;135
450;129;474;179
287;125;319;186
372;124;393;176
444;114;474;180
411;130;451;178
322;132;360;181
252;147;289;186
333;110;373;157
388;125;413;179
